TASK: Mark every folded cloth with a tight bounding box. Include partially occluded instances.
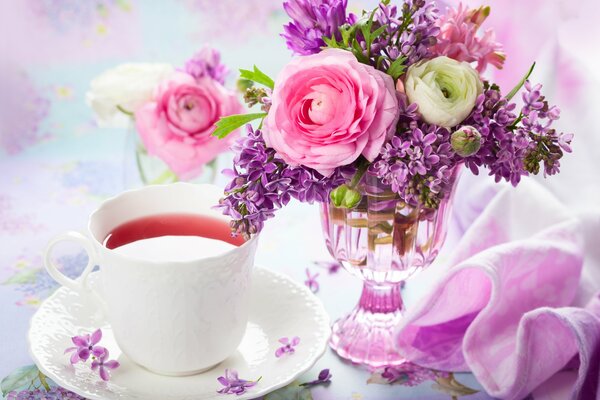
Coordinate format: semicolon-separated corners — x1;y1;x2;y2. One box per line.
395;176;600;400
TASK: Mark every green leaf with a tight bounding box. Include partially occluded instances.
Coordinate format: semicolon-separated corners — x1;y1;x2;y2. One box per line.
264;381;313;400
239;65;274;90
212;112;267;139
506;62;536;101
322;35;341;49
387;56;407;79
371;25;387;40
3;270;38;285
340;24;355;47
351;40;368;63
1;365;39;395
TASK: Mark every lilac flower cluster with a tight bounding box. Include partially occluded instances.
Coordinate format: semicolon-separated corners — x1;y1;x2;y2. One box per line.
462;81;572;185
519;81;572;176
6;388;85;400
282;0;349;55
184;47;228;85
217;125;350;238
374;0;440;67
369;94;458;208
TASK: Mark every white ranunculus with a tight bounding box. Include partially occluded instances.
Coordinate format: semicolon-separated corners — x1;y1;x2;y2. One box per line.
86;63;174;128
404;56;483;128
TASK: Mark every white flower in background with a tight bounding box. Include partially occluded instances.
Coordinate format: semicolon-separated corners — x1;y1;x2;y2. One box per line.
405;56;483;128
86;63;174;128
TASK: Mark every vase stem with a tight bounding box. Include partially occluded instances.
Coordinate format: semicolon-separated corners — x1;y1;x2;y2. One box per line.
358;282;404;314
329;281;407;367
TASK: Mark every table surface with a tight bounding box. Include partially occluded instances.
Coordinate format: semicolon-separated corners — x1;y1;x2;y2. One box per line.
2;1;598;399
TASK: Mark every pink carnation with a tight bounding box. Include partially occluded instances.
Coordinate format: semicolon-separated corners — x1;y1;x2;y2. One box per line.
135;71;242;180
433;3;505;73
264;49;399;177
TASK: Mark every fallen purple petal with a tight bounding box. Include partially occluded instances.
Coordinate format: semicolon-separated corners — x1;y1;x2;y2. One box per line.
275;336;300;357
300;368;332;387
217;369;261;395
304;269;320;293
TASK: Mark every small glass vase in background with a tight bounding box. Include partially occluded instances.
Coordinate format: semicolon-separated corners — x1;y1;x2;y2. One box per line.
320;165;462;368
123;127;218;188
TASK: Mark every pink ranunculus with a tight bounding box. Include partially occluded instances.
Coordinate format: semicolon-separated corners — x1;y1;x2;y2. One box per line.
263;48;399;177
135;71;242;180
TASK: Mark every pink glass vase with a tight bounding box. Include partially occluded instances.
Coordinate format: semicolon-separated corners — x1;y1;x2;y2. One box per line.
320;166;462;368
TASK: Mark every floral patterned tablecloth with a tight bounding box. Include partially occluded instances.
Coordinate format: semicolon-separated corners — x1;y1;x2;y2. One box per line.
2;0;599;399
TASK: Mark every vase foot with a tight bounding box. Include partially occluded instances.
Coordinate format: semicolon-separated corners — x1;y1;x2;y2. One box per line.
329;306;407;368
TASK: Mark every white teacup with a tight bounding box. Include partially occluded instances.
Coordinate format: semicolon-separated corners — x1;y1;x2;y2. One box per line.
44;183;258;376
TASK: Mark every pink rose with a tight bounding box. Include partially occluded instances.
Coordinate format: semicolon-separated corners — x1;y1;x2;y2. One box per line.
264;48;399;176
135;71;242;180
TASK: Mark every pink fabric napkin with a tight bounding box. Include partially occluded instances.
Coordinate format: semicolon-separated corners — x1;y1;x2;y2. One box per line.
395;176;600;399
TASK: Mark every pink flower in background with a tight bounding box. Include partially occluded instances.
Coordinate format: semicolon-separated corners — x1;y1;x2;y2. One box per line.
135;71;242;180
264;49;399;177
433;3;505;73
184;46;228;85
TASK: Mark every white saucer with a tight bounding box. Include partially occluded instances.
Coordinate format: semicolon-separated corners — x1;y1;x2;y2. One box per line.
28;266;331;400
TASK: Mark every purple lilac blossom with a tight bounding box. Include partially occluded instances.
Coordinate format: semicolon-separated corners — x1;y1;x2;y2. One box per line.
90;350;120;382
7;387;85;400
369;94;459;208
216;369;259;395
372;0;440;68
275;336;301;357
64;329;106;365
217;125;351;238
282;0;348;55
462;81;572;184
184;47;228;85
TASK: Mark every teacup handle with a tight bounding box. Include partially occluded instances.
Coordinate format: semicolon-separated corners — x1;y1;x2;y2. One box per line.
44;231;99;294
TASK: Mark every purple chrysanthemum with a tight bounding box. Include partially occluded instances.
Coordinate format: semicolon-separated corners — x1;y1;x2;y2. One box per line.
282;0;348;55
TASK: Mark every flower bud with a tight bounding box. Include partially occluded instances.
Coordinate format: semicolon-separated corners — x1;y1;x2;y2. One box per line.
342;188;362;209
451;125;482;157
330;184;362;209
330;185;349;208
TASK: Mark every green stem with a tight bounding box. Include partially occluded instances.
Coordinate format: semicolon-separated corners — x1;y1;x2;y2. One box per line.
206;158;219;183
150;169;178;185
38;371;51;391
508;112;524;130
349;158;370;189
135;144;149;185
116;104;135;117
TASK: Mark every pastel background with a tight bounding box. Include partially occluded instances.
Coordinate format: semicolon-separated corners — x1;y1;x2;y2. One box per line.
1;0;599;399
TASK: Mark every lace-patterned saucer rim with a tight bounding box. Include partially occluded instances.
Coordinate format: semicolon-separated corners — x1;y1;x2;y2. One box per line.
27;266;331;400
